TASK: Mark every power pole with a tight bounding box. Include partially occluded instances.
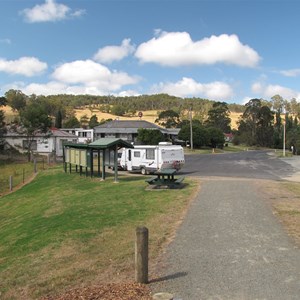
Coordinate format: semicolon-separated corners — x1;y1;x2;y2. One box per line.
190;107;193;151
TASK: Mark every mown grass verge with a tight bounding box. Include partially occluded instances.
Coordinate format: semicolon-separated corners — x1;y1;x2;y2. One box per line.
0;166;198;299
264;181;300;247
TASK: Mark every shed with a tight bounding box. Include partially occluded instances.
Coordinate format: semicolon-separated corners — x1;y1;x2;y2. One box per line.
63;138;133;182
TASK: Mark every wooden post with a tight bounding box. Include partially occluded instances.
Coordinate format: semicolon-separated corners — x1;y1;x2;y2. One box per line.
34;158;37;173
9;175;13;191
135;226;148;284
22;168;25;183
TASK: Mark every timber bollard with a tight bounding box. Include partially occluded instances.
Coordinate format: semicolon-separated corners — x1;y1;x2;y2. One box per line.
135;226;148;284
9;175;13;191
34;158;37;173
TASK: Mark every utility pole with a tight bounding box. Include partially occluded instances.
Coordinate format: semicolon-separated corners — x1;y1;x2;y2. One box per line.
283;113;286;157
189;106;193;151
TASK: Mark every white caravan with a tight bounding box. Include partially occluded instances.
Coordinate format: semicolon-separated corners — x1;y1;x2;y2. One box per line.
119;142;185;175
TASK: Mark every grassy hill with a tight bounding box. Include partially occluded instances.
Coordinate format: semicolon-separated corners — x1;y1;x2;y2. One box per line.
74;107;241;129
2;105;241;129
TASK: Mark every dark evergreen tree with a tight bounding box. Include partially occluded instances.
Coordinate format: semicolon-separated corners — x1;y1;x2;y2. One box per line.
137;129;164;145
89;114;99;128
64;116;80;128
55;110;63;128
205;102;231;133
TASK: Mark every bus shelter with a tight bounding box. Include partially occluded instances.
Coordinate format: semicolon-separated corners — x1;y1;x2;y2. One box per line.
63;138;133;182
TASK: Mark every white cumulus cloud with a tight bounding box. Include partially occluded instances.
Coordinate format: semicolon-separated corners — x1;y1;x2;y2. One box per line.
93;39;135;64
251;81;300;100
151;77;234;100
0;57;47;76
135;31;261;67
52;59;140;92
21;0;85;23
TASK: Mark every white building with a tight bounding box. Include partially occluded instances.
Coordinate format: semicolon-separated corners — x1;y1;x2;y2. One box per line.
60;128;94;144
5;128;78;157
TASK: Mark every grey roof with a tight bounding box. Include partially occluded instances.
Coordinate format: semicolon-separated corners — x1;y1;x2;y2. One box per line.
5;129;77;138
51;129;77;138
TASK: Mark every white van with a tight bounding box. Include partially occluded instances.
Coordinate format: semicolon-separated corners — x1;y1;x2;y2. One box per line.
119;142;185;175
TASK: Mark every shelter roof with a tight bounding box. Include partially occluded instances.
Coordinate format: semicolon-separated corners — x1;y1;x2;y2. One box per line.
64;138;134;150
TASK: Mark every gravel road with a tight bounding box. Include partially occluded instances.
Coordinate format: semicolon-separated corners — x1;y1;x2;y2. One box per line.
151;178;300;300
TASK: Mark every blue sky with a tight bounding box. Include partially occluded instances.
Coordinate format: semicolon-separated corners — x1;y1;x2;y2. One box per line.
0;0;300;104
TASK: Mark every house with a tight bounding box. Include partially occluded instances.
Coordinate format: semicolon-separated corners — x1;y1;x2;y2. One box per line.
5;128;78;157
224;133;234;143
93;120;180;144
60;128;94;144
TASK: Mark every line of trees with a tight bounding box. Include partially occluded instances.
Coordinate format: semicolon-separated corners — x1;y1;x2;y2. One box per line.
2;89;300;153
234;96;300;154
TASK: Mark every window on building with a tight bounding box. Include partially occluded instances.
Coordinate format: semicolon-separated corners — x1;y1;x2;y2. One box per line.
23;140;37;150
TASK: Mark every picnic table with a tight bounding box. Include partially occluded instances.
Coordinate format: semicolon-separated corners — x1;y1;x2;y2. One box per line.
145;168;185;188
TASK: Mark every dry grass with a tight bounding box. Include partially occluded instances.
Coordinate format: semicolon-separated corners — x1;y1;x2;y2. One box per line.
75;107;242;129
257;180;300;247
75;107;159;124
2;105;18;123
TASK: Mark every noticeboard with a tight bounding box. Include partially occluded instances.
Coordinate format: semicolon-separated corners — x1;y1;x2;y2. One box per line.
65;148;88;167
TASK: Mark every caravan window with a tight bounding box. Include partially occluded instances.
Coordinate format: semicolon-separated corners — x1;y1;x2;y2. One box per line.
146;149;155;160
134;151;141;158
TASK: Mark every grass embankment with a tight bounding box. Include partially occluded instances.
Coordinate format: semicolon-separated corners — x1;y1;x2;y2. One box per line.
0;166;198;299
0;159;49;196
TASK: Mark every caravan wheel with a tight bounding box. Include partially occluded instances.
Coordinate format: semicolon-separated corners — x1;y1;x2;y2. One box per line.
141;167;147;175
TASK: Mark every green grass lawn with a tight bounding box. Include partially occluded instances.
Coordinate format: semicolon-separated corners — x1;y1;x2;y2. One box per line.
0;166;198;299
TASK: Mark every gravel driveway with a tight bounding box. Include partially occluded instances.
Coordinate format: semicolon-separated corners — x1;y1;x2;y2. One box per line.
151;178;300;300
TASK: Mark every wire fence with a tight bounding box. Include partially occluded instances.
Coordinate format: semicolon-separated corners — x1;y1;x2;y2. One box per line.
0;156;56;196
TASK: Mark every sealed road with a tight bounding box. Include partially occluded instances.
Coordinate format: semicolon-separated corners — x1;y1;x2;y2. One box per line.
151;151;300;299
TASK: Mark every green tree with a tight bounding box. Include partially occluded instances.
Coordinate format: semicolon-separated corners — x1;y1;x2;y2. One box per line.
271;94;284;113
5;89;27;112
63;116;80;128
19;103;52;161
155;110;181;128
0;96;7;150
137;129;165;145
178;123;208;148
206;127;225;148
89;114;99;128
111;105;126;116
55;110;63;128
237;99;274;147
205;102;231;133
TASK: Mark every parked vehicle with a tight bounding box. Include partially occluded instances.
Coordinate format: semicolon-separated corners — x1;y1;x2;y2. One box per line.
119;142;185;175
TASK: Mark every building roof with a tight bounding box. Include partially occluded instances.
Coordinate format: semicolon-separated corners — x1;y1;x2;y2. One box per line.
93;120;180;135
51;129;77;138
95;120;160;130
5;128;77;138
64;138;134;150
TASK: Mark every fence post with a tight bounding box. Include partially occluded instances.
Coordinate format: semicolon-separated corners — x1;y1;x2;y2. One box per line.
23;168;25;183
34;158;37;173
9;175;13;191
135;226;148;284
